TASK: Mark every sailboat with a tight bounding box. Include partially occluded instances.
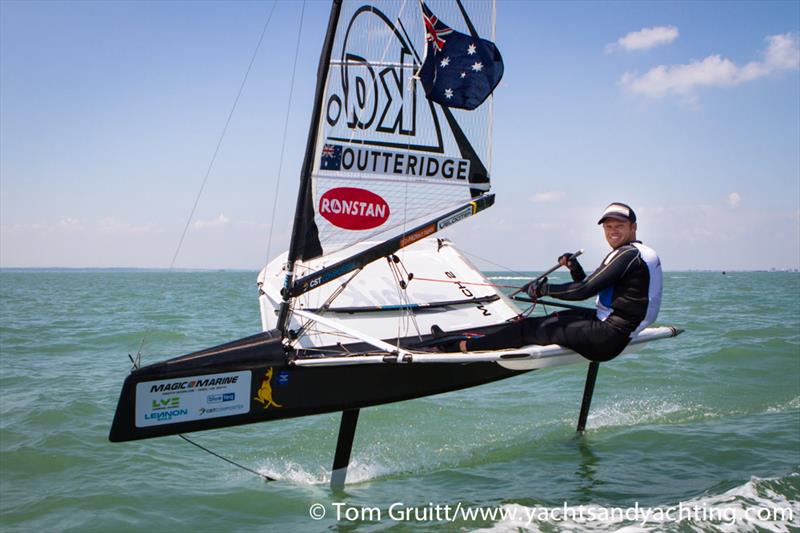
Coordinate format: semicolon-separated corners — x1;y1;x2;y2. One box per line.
109;0;681;486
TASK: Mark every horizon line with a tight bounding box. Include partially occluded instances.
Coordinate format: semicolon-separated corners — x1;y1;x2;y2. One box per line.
1;267;798;274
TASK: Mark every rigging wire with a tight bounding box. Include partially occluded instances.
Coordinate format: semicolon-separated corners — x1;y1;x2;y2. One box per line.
129;0;279;368
178;434;276;482
169;1;278;271
386;255;422;342
397;0;420;345
264;0;307;265
290;267;362;347
411;276;521;290
456;247;531;279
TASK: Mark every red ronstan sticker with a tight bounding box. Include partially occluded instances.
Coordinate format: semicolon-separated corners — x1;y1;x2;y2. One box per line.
319;187;390;230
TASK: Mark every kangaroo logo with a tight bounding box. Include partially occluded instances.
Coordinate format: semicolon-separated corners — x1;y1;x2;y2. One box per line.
253;368;282;409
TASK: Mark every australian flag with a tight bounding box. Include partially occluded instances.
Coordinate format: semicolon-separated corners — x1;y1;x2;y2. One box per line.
320;143;342;171
417;2;504;110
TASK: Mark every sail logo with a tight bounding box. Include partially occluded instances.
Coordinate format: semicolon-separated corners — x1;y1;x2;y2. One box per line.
322;6;447;155
320;143;470;181
319;187;390;230
327;30;418;138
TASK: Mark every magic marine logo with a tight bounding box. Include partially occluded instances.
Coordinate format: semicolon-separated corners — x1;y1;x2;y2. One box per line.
149;375;240;394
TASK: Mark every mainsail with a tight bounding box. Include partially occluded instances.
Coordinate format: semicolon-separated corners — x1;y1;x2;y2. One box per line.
285;0;499;301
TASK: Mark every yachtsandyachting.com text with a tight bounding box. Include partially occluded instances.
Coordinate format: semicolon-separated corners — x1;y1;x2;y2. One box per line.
307;501;794;527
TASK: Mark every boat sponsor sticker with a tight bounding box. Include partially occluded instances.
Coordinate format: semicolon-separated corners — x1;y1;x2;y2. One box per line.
399;224;436;248
437;206;473;231
253;368;282;409
135;371;251;427
319;187;390;230
303;258;358;293
319;144;470;182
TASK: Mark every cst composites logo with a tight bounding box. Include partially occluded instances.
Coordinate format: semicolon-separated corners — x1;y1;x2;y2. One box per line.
198;403;246;416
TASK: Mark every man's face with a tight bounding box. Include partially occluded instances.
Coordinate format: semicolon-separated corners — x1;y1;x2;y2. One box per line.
602;219;637;249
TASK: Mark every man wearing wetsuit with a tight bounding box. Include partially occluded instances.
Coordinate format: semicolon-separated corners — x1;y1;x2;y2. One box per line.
460;202;663;362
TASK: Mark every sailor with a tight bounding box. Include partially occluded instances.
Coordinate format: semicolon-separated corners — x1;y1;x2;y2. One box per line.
459;202;663;361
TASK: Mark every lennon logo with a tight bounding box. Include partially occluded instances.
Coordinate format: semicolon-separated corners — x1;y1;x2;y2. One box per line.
319;187;390;230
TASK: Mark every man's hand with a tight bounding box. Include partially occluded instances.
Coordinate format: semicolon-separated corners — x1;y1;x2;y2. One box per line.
558;252;586;280
558;252;578;270
526;276;548;300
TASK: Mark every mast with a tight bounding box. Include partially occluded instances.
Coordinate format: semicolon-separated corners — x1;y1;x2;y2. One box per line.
277;0;343;336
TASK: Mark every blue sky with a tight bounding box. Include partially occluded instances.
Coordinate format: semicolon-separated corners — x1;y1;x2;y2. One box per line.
1;0;798;271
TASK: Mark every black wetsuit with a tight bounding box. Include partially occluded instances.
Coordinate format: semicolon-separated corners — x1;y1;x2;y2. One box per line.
465;241;663;362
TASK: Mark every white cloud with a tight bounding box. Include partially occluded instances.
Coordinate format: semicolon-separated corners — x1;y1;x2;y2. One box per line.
530;191;566;203
620;32;800;100
608;25;679;52
97;217;152;235
728;192;741;208
193;212;230;229
1;219;83;233
58;217;83;229
763;32;800;70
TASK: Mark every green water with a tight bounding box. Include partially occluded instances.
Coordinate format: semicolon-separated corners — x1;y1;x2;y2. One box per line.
1;271;798;531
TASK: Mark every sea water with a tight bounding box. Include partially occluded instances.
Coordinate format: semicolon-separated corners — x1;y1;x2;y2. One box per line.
0;270;798;532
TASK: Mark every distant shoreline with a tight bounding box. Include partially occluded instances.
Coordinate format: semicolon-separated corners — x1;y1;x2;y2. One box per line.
1;268;798;274
0;267;255;273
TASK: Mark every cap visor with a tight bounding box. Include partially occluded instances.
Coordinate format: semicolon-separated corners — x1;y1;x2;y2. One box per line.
598;214;631;224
